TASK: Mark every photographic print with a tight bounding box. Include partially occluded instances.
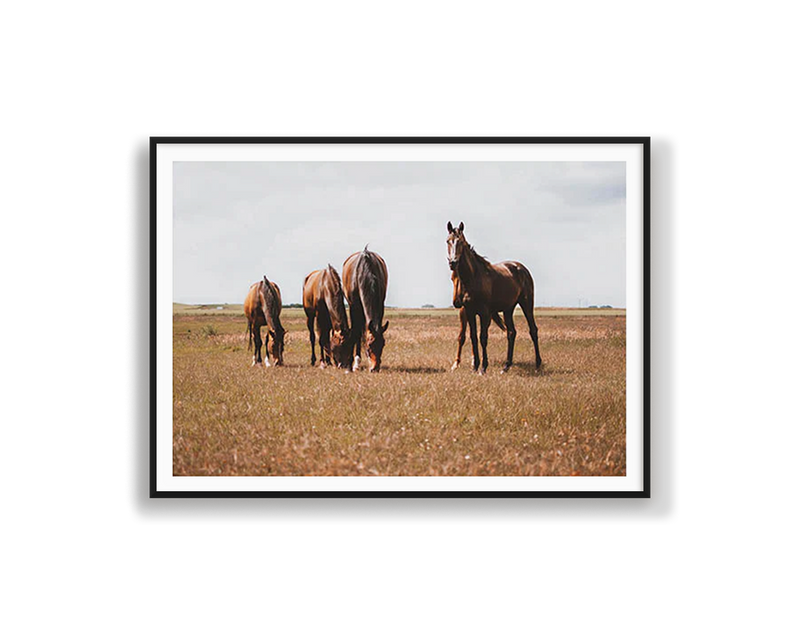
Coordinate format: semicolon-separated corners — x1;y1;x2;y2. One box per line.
151;137;649;497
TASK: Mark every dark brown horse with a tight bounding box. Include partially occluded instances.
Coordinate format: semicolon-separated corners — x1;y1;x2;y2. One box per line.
244;276;285;367
447;221;542;373
451;270;506;370
302;265;353;369
343;247;389;372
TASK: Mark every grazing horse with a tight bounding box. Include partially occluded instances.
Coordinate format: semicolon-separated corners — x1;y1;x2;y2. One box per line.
343;247;389;372
244;277;285;367
302;265;353;369
446;221;542;373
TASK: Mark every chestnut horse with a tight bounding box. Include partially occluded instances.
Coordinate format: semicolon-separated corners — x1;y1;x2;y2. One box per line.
343;248;389;372
446;221;542;373
302;265;353;369
244;276;285;367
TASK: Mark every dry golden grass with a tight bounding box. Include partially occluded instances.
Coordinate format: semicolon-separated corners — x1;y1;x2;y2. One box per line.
173;309;626;476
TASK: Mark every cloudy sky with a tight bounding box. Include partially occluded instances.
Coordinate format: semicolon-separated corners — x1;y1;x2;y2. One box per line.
173;161;626;308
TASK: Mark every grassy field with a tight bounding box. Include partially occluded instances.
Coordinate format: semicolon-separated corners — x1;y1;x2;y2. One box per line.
173;307;626;476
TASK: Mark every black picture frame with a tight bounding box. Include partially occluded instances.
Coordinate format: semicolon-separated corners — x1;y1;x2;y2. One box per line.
142;130;658;509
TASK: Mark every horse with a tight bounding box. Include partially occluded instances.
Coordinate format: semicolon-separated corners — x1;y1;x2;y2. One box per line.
342;247;389;372
451;270;507;370
446;221;542;373
244;276;285;367
302;265;353;369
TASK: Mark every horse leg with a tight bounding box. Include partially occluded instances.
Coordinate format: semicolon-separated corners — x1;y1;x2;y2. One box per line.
354;335;362;371
467;311;480;373
502;308;517;373
263;331;271;367
319;328;331;368
252;324;263;366
451;308;467;370
306;313;317;366
478;312;490;374
317;314;332;368
520;296;542;369
350;299;365;371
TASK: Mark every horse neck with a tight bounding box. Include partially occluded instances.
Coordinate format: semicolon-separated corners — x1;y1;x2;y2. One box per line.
358;265;385;327
265;309;283;334
325;287;349;332
260;284;283;334
457;245;481;289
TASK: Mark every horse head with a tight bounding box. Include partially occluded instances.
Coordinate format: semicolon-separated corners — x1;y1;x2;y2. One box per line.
261;276;285;365
331;328;353;370
269;326;285;366
366;320;390;372
446;221;466;270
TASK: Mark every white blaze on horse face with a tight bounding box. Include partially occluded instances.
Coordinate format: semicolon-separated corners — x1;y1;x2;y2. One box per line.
447;238;457;263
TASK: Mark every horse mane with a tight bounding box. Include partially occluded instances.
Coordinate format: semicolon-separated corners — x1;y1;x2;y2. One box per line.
355;249;386;331
261;278;284;335
466;243;492;271
325;264;342;294
323;265;349;332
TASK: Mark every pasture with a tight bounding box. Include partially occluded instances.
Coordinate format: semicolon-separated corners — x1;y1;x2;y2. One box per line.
173;307;626;476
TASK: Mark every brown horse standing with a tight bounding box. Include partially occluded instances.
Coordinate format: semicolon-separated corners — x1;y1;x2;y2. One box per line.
302;265;353;369
342;248;389;372
446;221;542;374
244;276;285;367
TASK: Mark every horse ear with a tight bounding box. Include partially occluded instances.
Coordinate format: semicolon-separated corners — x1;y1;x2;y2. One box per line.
447;221;453;233
382;321;389;333
458;221;464;232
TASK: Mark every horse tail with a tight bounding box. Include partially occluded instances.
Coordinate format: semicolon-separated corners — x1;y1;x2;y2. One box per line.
491;312;506;332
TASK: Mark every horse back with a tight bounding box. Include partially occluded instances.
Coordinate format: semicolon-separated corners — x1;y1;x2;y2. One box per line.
490;260;534;305
246;279;283;327
244;282;265;324
342;250;388;304
342;253;359;301
302;270;323;314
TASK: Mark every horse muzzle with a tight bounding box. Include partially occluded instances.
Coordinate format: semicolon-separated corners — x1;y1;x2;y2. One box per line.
448;260;458;271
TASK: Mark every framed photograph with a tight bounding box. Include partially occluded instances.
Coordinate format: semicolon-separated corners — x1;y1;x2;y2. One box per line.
151;137;649;498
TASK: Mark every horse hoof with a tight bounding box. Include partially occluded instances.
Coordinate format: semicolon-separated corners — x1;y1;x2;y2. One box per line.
264;360;271;368
450;361;459;371
354;355;361;369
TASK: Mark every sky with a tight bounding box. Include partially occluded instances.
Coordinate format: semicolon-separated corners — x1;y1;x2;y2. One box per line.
173;161;626;308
